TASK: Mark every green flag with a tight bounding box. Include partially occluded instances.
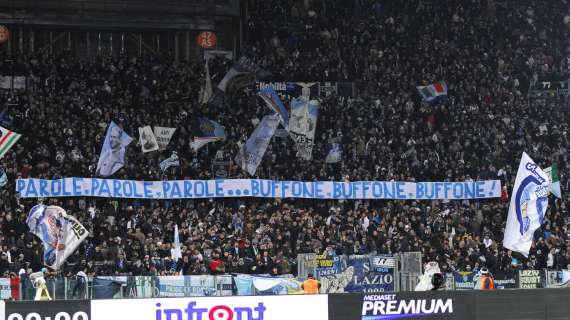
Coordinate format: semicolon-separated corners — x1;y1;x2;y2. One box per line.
544;164;562;198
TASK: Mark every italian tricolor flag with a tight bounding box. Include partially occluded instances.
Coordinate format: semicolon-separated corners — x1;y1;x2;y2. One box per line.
544;163;562;198
417;81;448;102
0;126;21;158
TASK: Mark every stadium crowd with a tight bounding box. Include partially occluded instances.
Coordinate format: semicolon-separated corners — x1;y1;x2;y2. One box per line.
0;0;569;281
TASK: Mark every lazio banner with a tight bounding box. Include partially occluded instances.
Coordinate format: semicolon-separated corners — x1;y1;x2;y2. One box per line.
16;178;501;200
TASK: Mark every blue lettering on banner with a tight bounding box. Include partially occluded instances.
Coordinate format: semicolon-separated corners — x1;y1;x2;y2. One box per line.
476;181;485;198
26;180;38;197
73;177;83;196
215;180;224;197
15;178;501;200
143;182;153;198
40;179;49;197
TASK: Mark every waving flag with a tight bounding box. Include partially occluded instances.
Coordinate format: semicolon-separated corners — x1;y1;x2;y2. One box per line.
199;60;213;105
159;152;180;172
0;125;21;159
27;205;89;270
259;86;289;129
325;143;342;163
289;99;319;160
0;168;6;187
217;57;260;94
172;224;182;262
138;126;159;153
544;164;562;198
235;114;280;175
153;127;176;150
191;118;226;152
96;122;133;177
416;81;448;102
503;152;550;257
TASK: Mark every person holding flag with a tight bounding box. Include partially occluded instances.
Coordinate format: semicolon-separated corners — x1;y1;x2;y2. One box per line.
503;152;550;257
171;224;182;273
96;121;133;177
544;163;562;199
26;205;89;270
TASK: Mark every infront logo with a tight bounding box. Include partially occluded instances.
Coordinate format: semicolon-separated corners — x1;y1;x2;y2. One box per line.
155;301;266;320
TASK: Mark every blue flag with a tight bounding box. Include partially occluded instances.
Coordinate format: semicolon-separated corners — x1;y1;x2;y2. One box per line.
235;115;280;175
0;168;6;187
259;86;289;129
96;121;133;177
159;152;180;172
190;118;226;152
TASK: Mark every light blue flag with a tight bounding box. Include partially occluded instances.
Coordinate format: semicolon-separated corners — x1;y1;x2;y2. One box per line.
503;152;550;256
234;275;254;296
259;86;289;129
160;152;180;172
235;114;280;176
0;168;6;187
96;121;133;177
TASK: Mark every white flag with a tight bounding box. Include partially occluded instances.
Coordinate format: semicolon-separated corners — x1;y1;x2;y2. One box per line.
289;99;319;160
235;114;280;176
325;143;342;163
153;127;176;150
503;152;550;257
138;126;159;153
171;224;182;262
96;121;133;177
26;205;89;270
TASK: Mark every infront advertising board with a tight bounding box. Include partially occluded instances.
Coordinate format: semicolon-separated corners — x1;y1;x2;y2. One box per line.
5;300;91;320
91;294;328;320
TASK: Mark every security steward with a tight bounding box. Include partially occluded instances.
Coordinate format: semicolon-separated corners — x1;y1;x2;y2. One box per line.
302;273;321;294
476;267;495;290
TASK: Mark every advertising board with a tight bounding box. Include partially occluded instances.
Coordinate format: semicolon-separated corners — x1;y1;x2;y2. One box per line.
91;294;328;320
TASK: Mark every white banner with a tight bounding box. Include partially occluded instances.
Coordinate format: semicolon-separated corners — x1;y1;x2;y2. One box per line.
153;127;176;150
91;295;328;320
138;126;159;153
235;114;280;176
503;152;550;257
16;178;501;200
0;76;10;89
13;76;26;90
289;99;318;160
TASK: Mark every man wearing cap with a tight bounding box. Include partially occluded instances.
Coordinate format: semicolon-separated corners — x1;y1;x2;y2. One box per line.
302;273;321;294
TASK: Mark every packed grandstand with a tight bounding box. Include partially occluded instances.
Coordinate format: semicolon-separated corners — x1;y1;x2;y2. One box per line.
0;0;568;294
